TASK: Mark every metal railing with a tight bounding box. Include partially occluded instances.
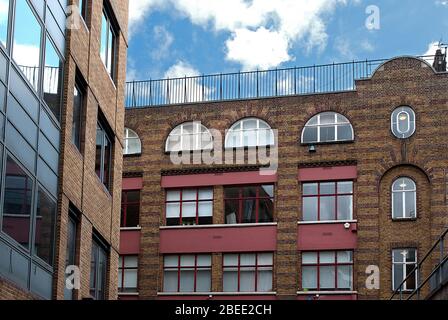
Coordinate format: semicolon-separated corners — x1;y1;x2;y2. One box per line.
125;55;440;108
18;65;61;93
390;226;448;300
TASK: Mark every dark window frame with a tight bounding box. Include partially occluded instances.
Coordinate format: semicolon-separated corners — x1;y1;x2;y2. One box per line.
65;208;79;300
121;189;140;228
90;234;109;300
100;1;118;82
79;0;88;22
165;188;213;226
118;254;138;293
95;116;113;191
72;72;86;152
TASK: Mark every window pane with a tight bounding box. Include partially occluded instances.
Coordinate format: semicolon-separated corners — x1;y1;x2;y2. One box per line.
198;189;213;200
2;156;33;249
163;271;178;292
224;187;240;199
103;136;111;189
181;202;196;218
320;196;336;220
164;255;178;267
240;269;255;292
166;203;180;218
392;192;403;219
319;126;335;142
43;37;63;120
393;264;404;290
223;271;238;292
0;0;9;47
123;269;138;290
243;129;257;147
302;252;318;264
320;182;335;195
302;197;318;221
320;252;335;264
180;255;195;267
404;191;416;218
302;127;317;143
95;125;103;180
302;266;317;289
196;270;211;292
224;199;238;224
34;188;56;266
303;183;318;196
242;186;257;198
197;255;211;267
319;266;335;289
405;265;416;290
107;25;113;75
166;190;180;201
13;0;42;91
124;204;139;227
337;265;352;289
320;113;335;124
258;199;274;223
337;124;352;141
72;84;83;149
337;195;353;220
100;13;108;67
182;189;196;201
198;201;212;217
257;269;272;292
179;270;194;292
397;112;410;133
240;254;256;266
242;199;256;223
337;182;353;194
260;185;274;198
258;253;273;266
337;251;353;263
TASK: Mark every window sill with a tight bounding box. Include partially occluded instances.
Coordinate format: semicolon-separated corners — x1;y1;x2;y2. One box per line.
298;220;357;225
124;153;142;158
160;222;278;230
301;140;354;147
158;292;277;296
118;292;139;296
391;218;417;222
120;226;142;231
297;290;357;295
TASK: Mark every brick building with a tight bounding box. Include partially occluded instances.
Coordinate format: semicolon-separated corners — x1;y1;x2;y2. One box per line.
0;0;128;300
121;54;448;300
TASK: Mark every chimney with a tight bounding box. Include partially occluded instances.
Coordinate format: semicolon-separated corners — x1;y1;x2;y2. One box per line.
433;49;447;72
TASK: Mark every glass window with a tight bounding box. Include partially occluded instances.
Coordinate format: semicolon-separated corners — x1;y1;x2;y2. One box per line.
34;187;56;266
392;249;417;291
43;36;63;120
223;253;273;292
225;118;274;148
302;112;354;144
166;122;213;152
13;0;42;91
165;188;213;226
64;212;78;300
121;190;140;227
391;106;416;139
302;251;353;291
100;8;116;80
163;254;211;293
72;79;85;151
90;237;108;300
79;0;88;21
118;255;138;293
95;120;113;190
392;177;417;219
2;155;33;250
224;185;274;224
123;128;141;155
302;181;353;222
0;0;9;48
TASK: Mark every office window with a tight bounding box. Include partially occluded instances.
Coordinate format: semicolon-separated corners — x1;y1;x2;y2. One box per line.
302;251;353;291
13;0;42;91
100;6;117;80
392;249;417;291
225;118;274;148
43;36;63;120
1;155;33;250
123;128;141;155
121;190;140;228
392;177;417;219
223;253;273;292
165;122;213;152
72;78;85;151
95;120;112;190
224;185;274;224
165;188;213;226
79;0;88;21
118;255;138;293
34;187;57;266
302;112;354;144
0;0;9;48
163;254;211;293
302;181;353;222
391;106;416;139
90;237;108;300
64;212;78;300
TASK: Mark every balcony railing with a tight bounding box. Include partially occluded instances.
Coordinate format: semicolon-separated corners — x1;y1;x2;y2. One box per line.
125;55;440;108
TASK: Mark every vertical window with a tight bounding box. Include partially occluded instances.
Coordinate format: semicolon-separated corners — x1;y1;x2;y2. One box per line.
302;181;353;222
163;254;211;293
90;237;108;300
1;155;33;250
121;190;140;228
79;0;88;21
123;128;142;155
34;187;57;266
64;212;78;300
223;253;273;292
165;188;213;226
301;251;353;291
13;0;42;91
72;77;85;151
391;106;416;139
118;255;138;293
95;120;112;190
224;185;274;224
392;178;417;219
43;36;63;120
0;0;10;48
392;249;417;291
100;6;116;80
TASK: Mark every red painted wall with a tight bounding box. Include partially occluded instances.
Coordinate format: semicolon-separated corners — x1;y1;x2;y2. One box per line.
122;177;143;190
298;166;357;182
297;222;357;251
120;230;141;255
159;225;277;254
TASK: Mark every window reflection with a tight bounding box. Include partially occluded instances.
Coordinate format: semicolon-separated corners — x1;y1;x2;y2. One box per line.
43;36;63;120
0;0;9;48
34;187;56;266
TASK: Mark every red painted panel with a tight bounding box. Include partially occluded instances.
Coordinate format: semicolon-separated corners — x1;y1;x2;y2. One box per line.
120;230;141;255
298;166;357;182
118;295;139;300
122;177;143;190
297;223;357;251
297;294;357;300
158;295;277;300
161;171;278;188
160;225;277;254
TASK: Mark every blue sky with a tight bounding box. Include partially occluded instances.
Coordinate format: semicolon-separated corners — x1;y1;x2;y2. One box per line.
127;0;448;81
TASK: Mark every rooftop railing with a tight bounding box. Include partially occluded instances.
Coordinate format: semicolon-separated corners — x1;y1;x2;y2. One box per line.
125;55;440;108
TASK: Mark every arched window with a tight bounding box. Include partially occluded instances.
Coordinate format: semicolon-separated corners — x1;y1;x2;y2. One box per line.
123;128;141;155
391;106;415;139
301;112;354;144
225;118;274;148
165;122;213;152
392;177;417;219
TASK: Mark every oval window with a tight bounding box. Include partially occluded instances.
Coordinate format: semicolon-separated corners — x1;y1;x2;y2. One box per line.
391;106;415;139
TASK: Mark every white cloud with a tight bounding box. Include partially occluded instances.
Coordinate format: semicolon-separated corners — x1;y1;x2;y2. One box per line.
164;60;200;78
435;0;448;6
128;0;357;70
152;25;174;60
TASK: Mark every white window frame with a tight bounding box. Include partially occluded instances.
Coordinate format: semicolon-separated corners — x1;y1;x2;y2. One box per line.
392;249;418;292
123;128;142;155
225;118;274;148
391;177;417;219
165;122;213;152
391;106;416;139
301;112;354;144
